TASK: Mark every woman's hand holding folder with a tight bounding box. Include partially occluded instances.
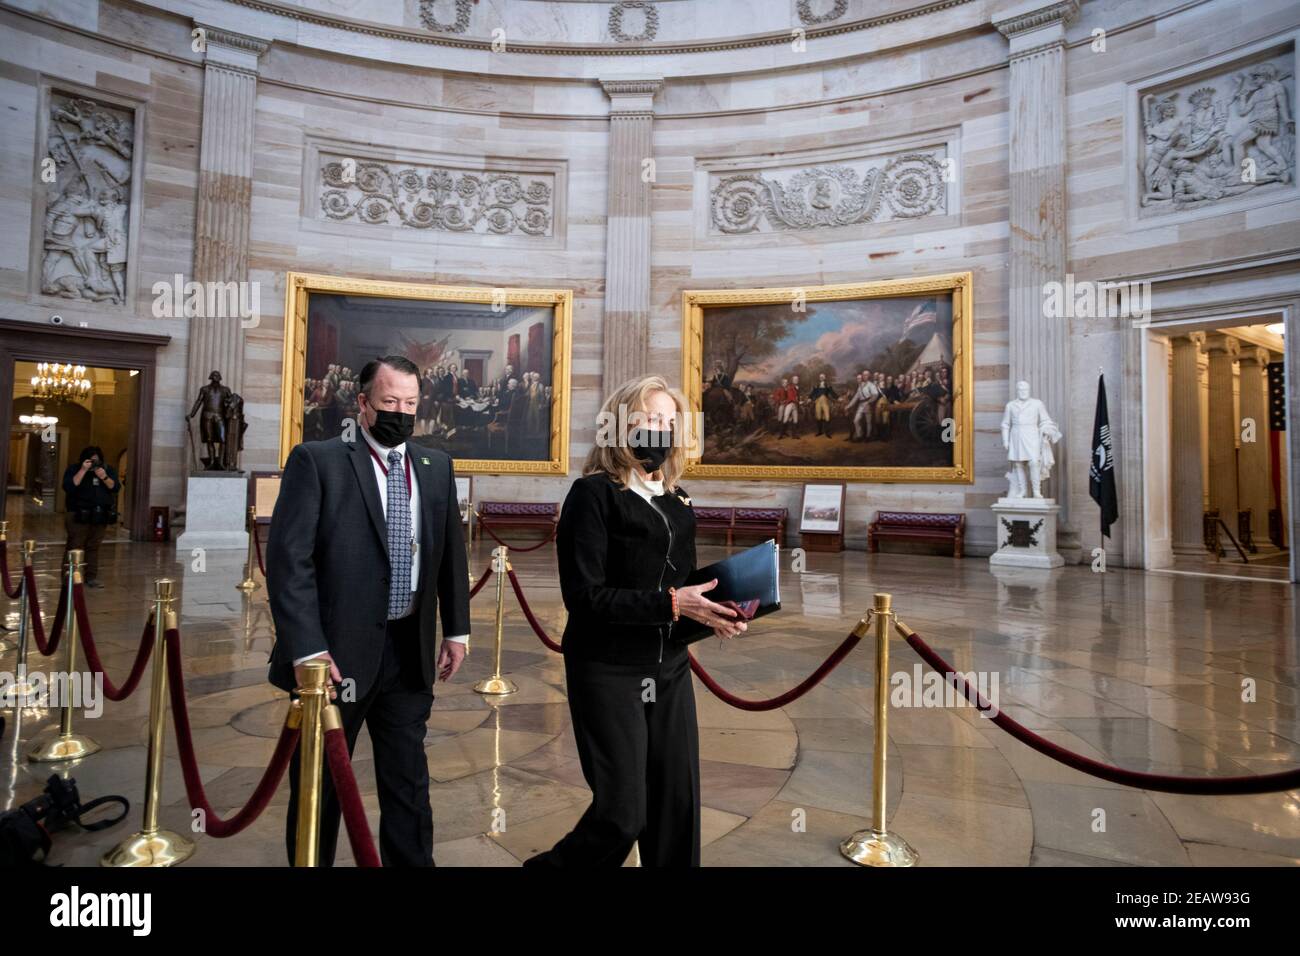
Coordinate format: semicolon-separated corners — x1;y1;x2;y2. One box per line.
676;578;749;640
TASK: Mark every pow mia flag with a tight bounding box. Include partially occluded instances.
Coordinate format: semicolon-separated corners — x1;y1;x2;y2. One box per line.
1089;372;1118;539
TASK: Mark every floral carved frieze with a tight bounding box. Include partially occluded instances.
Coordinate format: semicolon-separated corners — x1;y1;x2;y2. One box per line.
797;0;849;26
40;92;135;303
1138;46;1295;216
418;0;472;34
318;154;555;237
708;149;948;235
609;1;659;43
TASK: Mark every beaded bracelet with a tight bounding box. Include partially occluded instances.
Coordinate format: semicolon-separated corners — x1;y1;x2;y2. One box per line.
668;586;680;622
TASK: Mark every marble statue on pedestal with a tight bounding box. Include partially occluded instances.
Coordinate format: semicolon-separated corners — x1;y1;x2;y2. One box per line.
1001;380;1061;499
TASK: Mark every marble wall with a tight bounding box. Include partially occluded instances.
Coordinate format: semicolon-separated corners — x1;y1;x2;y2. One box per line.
1;0;1297;572
0;1;203;511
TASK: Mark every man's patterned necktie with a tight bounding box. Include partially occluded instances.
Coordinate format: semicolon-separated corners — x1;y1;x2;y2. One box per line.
386;449;412;618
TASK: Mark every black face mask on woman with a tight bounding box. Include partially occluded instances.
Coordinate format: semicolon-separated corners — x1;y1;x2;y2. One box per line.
368;408;415;447
629;428;672;472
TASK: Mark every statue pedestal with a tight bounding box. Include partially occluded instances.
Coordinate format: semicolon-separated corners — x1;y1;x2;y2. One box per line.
989;497;1063;569
176;475;248;552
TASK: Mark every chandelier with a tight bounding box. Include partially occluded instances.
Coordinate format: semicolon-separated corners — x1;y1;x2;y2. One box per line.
30;362;91;402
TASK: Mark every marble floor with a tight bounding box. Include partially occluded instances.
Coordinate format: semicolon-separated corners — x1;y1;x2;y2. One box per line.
1;532;1297;867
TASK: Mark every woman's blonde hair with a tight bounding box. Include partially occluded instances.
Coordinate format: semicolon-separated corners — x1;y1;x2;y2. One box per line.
582;374;690;490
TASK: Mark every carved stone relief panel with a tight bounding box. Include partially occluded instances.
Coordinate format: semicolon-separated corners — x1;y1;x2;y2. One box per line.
608;2;659;43
796;0;849;26
40;92;135;303
705;142;951;235
1136;42;1295;218
315;149;558;239
418;0;473;34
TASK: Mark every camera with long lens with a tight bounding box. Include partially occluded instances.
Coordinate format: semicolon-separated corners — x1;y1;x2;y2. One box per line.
0;774;129;866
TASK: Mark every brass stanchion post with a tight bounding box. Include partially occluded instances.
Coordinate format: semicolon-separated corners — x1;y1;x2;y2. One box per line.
0;520;14;638
29;549;101;762
293;659;329;867
103;579;196;866
840;592;918;867
3;541;37;704
473;546;517;696
237;506;259;592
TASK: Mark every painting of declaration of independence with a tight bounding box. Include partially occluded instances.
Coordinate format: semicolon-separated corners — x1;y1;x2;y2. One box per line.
280;274;572;475
682;274;973;483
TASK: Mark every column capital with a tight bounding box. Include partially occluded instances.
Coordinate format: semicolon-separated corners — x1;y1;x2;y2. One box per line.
194;22;270;76
1202;332;1241;358
1238;346;1271;367
993;0;1078;58
600;77;663;116
1185;331;1206;348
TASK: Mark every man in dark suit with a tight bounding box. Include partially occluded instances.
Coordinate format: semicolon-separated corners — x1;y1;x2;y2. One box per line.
267;354;471;866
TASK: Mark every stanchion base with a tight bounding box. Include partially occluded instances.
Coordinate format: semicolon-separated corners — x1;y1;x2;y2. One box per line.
236;579;259;592
840;828;919;867
102;829;196;867
28;732;101;763
473;676;518;696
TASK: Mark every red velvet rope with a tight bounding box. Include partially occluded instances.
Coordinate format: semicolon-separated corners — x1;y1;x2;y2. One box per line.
504;566;860;711
505;568;562;652
902;627;1300;796
72;583;154;702
23;564;67;657
164;628;300;837
689;630;864;712
323;725;381;868
252;523;266;577
477;519;559;552
0;543;20;600
469;563;494;598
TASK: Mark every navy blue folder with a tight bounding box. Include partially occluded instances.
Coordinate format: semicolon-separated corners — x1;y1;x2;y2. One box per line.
670;539;782;644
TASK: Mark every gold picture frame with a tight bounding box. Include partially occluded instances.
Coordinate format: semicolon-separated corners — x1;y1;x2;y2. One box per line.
682;272;973;482
280;272;573;475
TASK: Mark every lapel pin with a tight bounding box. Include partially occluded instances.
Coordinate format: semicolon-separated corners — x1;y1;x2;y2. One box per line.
421;457;430;465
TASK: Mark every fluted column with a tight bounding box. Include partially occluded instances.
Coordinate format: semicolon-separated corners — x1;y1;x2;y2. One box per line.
1203;333;1240;521
1171;333;1206;554
994;0;1079;534
186;24;268;403
1237;347;1273;545
599;77;661;394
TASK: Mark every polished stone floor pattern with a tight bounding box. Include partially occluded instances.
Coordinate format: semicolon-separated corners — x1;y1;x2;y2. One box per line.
1;531;1297;867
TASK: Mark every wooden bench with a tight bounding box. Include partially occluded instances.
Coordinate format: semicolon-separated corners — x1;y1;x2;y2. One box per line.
733;507;786;546
693;507;736;544
692;506;787;547
475;501;559;542
868;511;965;558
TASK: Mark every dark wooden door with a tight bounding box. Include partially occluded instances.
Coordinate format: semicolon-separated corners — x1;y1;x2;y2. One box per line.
0;319;171;540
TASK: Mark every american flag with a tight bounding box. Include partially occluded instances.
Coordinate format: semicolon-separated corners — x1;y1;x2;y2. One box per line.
901;299;938;339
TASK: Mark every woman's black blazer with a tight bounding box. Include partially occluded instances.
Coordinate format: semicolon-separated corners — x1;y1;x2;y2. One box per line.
556;472;696;665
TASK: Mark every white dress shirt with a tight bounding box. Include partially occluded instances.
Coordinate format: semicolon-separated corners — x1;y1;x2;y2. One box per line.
293;423;467;666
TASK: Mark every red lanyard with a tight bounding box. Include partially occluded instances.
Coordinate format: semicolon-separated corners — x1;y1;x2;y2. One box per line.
367;445;412;496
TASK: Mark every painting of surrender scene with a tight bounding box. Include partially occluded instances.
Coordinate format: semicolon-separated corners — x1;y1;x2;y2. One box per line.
682;274;972;482
280;274;572;475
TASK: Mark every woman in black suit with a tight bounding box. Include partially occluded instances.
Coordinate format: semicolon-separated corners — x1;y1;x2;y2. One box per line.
524;375;746;867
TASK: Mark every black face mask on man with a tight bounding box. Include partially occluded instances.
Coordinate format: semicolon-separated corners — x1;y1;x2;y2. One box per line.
628;427;672;472
367;408;415;447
